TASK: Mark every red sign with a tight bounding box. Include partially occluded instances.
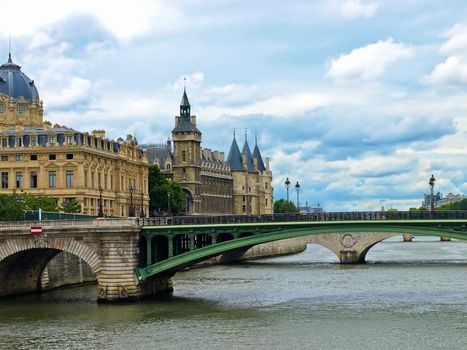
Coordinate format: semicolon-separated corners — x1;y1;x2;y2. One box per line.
31;226;43;235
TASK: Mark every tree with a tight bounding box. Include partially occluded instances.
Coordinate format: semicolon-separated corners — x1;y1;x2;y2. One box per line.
0;193;24;221
438;199;467;210
61;199;82;213
20;192;59;212
148;165;185;215
274;199;298;213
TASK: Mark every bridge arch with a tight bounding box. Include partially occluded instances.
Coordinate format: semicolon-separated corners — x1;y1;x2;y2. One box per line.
0;237;101;297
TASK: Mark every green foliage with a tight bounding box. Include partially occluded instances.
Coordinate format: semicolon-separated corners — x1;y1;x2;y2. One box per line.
274;199;298;213
148;165;185;215
61;199;82;213
0;193;24;221
437;199;467;210
0;192;60;221
21;192;59;211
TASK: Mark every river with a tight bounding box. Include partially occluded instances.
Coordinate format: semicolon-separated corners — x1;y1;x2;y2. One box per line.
2;236;467;349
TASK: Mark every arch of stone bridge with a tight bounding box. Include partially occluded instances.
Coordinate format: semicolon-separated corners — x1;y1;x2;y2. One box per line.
136;224;467;281
0;237;101;297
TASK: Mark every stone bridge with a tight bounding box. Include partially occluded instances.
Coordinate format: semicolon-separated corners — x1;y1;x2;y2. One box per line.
0;219;170;302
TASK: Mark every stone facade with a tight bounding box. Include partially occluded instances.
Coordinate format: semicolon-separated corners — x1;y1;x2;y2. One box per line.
0;54;149;216
143;89;273;215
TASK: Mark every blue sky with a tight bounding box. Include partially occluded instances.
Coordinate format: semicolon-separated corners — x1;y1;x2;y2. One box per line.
2;0;467;211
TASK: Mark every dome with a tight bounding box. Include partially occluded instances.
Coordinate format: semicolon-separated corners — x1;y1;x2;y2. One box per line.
0;54;39;103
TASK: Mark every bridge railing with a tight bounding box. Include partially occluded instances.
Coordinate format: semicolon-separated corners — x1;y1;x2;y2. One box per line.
138;210;467;227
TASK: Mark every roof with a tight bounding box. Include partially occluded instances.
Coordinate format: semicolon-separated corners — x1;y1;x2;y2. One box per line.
242;139;258;173
180;88;190;107
143;144;173;166
0;54;39;103
172;118;201;133
226;136;244;171
253;143;266;171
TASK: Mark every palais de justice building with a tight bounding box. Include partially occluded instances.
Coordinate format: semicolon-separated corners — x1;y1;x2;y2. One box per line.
144;89;273;215
0;54;149;216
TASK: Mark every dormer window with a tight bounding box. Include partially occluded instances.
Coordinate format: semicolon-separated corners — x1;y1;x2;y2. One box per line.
49;136;55;145
16;105;25;114
0;104;5;114
66;135;73;145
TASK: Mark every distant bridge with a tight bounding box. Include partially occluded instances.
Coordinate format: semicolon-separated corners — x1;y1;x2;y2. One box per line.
1;211;467;302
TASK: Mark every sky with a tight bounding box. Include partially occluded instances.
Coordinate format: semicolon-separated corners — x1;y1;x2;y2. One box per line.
1;0;467;211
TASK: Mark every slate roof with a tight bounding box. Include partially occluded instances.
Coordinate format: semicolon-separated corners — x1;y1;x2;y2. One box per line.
253;143;266;171
226;136;244;171
180;88;190;106
242;139;258;173
0;54;39;103
143;144;173;166
172;118;201;133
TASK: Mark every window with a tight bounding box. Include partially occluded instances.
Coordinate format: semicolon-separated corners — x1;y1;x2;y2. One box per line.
166;163;171;170
182;150;186;162
0;104;5;114
91;198;95;207
16;105;25;114
30;154;37;161
16;138;22;147
84;170;88;188
110;175;113;191
48;170;57;187
30;171;38;188
15;172;23;189
104;174;108;190
66;153;73;160
1;138;7;148
66;135;73;145
1;172;8;189
15;154;23;161
98;173;102;188
91;171;95;189
49;154;56;160
66;170;74;187
1;155;7;161
31;136;37;147
49;136;55;145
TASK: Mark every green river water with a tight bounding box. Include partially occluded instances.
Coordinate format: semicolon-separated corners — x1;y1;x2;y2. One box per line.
2;236;467;349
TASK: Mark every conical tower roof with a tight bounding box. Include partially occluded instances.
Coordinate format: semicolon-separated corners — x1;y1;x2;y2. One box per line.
253;143;266;171
242;138;258;173
226;134;244;171
180;87;190;107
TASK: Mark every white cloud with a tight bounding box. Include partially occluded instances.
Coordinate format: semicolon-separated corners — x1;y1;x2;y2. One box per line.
327;38;413;81
341;0;379;19
426;57;467;85
426;24;467;85
1;0;180;41
43;77;93;109
171;72;205;91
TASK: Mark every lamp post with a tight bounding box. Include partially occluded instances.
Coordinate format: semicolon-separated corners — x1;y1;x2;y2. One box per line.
140;187;145;218
285;177;291;202
129;185;135;217
428;174;436;211
98;186;104;217
295;181;300;211
167;191;172;216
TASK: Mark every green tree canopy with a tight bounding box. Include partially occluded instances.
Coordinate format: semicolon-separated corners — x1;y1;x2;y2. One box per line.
0;193;24;221
148;165;185;215
437;199;467;210
61;199;82;213
274;199;298;213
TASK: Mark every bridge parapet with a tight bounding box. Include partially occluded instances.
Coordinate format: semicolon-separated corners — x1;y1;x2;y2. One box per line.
138;211;467;227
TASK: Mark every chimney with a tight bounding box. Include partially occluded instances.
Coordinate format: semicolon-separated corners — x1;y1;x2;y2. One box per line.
166;138;172;151
191;115;197;126
92;129;106;139
219;152;225;162
242;154;247;168
213;151;219;161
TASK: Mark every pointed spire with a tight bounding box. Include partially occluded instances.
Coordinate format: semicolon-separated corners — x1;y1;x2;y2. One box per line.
233;128;236;139
8;35;12;63
244;128;248;143
226;134;243;171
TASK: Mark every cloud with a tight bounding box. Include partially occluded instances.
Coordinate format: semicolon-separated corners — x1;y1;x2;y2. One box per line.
171;72;205;91
327;38;414;81
426;24;467;85
1;0;181;42
341;0;379;19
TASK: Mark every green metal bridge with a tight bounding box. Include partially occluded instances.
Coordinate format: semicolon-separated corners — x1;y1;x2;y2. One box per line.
135;211;467;282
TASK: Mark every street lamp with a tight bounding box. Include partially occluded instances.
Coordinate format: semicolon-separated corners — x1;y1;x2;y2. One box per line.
295;181;301;211
285;177;291;202
428;174;436;211
167;191;172;216
140;187;145;218
98;186;104;217
129;185;135;217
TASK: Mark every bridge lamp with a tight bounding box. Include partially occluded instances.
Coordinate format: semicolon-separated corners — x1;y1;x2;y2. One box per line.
129;185;135;217
285;177;291;202
98;186;104;218
428;174;436;211
295;181;300;211
140;187;145;218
